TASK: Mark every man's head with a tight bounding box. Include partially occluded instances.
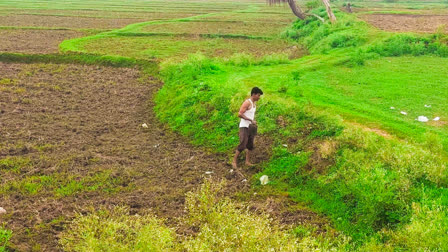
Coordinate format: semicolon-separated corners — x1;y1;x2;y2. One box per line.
251;87;263;101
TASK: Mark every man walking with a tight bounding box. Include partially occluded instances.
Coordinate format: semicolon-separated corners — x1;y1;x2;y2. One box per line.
232;87;263;169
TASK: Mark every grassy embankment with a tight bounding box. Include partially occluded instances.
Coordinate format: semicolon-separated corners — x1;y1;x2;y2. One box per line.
152;8;448;250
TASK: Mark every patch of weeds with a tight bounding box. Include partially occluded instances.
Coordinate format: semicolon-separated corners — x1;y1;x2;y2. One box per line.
0;226;12;252
34;143;55;153
0;170;128;197
0;78;17;86
59;206;176;252
0;156;31;173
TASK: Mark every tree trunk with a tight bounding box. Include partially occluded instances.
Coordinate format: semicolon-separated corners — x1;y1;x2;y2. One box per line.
321;0;337;23
287;0;306;20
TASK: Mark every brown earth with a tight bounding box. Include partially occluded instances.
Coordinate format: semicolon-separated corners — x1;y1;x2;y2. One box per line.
361;14;448;33
0;62;326;251
0;29;85;54
0;15;147;29
3;10;198;19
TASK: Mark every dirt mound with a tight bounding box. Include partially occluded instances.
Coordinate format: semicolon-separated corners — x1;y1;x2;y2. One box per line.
361;14;448;33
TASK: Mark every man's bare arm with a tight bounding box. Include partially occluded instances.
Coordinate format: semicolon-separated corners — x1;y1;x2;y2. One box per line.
238;100;256;124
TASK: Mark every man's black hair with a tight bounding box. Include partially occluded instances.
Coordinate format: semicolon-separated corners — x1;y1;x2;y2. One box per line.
251;87;263;95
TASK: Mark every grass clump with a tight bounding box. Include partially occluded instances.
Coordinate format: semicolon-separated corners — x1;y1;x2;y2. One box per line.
362;202;448;251
0;226;12;252
59;206;176;252
368;33;448;57
0;170;129;197
0;156;31;173
184;180;299;251
224;53;290;67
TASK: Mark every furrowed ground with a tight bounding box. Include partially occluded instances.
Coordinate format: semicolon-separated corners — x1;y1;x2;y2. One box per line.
2;0;448;251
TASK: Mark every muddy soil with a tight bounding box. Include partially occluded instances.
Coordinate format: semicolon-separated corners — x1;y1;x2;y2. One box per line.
361;14;448;33
0;62;325;251
0;15;147;29
0;29;84;54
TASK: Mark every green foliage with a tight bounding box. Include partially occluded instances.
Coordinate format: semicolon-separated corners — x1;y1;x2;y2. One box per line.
184;180;333;251
284;10;369;54
0;226;12;252
362;202;448;251
368;33;448;57
59;206;176;252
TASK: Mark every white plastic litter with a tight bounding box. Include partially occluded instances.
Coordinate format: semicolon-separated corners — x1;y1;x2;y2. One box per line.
260;175;269;185
242;179;247;183
425;105;432;108
417;116;429;122
229;169;234;173
434;117;440;121
142;123;148;128
390;107;395;110
400;111;407;115
0;207;6;214
205;171;213;175
282;144;288;147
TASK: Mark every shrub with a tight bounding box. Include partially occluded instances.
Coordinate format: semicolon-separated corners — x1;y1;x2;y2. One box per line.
368;33;448;57
184;180;315;251
59;206;176;252
362;202;448;251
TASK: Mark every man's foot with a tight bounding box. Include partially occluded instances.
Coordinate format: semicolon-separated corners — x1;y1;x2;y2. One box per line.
232;161;238;169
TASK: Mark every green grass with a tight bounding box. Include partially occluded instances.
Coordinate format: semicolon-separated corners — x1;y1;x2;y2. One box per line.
0;226;12;252
0;170;130;197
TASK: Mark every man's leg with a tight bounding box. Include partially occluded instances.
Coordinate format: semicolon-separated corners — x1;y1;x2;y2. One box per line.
245;133;255;166
232;150;240;169
233;128;248;169
245;149;253;166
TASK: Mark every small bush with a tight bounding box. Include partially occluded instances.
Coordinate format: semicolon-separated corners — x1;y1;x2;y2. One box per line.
183;180;351;251
59;206;176;252
226;53;254;67
362;202;448;251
